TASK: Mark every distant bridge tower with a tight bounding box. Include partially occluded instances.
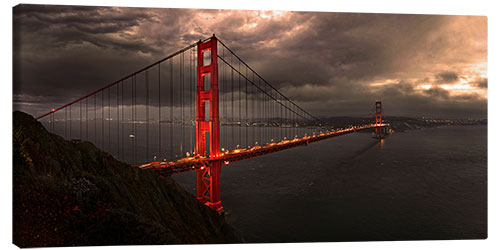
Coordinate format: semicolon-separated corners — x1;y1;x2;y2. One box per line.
375;101;382;139
195;35;223;212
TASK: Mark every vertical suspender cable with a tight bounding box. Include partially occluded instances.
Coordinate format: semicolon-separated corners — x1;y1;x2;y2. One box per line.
276;92;278;140
268;84;270;142
286;99;289;138
293;105;295;138
130;78;133;163
261;82;264;143
179;52;184;157
94;95;96;143
238;58;241;148
291;102;293;138
278;96;286;140
65;107;67;139
283;101;290;139
253;73;256;144
146;70;149;161
116;84;121;159
230;51;234;149
133;75;137;163
69;105;72;140
250;72;253;145
158;63;161;160
108;88;111;152
280;94;283;139
121;80;124;160
80;101;82;139
245;67;248;147
263;82;266;143
266;82;269;143
290;104;292;138
287;101;290;139
192;48;195;155
257;77;259;144
86;98;88;140
258;75;261;144
221;47;224;149
277;93;279;140
281;94;284;140
271;91;274;141
102;91;104;150
189;48;193;155
284;98;290;139
274;91;276;141
293;107;298;138
170;59;173;159
271;90;273;141
256;83;259;143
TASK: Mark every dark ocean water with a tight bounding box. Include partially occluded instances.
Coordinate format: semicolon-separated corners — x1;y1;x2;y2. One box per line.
172;125;487;242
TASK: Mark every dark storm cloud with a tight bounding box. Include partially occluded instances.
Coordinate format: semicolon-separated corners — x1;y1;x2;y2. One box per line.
423;86;451;99
13;5;487;119
13;4;164;112
473;78;488;89
435;71;459;84
14;5;158;53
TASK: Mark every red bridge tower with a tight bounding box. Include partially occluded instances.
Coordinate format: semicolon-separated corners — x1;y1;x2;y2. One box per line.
195;35;223;212
375;101;382;139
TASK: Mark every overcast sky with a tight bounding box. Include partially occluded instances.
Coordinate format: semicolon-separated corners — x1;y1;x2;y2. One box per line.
13;4;487;119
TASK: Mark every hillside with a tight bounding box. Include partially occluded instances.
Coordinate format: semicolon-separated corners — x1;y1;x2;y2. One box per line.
13;111;243;247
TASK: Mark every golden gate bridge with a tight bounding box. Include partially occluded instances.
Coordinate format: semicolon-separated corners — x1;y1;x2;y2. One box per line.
35;35;389;212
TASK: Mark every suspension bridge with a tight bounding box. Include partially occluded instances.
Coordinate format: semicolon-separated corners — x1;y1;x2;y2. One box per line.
35;35;389;212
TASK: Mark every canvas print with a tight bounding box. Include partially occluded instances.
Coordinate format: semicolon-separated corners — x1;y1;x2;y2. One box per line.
12;4;487;247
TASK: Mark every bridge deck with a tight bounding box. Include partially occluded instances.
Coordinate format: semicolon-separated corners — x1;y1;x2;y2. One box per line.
134;123;389;175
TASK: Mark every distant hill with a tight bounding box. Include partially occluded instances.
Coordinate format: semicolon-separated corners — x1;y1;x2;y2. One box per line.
321;116;487;132
13;111;243;247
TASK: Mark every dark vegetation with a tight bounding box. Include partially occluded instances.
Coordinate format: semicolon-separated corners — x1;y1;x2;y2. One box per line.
13;111;243;247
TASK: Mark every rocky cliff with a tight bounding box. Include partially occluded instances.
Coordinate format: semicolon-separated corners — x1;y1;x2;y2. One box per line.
13;111;243;247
